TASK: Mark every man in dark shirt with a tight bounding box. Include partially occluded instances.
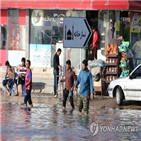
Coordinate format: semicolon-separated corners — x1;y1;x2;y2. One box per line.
61;60;76;111
53;48;61;97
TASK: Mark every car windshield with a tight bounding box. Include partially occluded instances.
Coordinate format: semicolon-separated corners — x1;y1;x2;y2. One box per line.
131;65;141;79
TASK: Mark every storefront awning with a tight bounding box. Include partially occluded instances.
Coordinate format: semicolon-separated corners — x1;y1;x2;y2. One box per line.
1;0;141;11
128;0;141;11
92;0;129;10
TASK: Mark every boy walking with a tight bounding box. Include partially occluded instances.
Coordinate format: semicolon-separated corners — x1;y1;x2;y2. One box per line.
61;60;76;111
25;60;33;108
74;60;94;115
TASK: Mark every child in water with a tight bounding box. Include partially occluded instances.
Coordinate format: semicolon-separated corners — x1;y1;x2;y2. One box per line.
24;60;33;108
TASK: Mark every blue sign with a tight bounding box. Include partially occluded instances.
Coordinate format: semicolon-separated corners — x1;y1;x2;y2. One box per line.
63;18;92;48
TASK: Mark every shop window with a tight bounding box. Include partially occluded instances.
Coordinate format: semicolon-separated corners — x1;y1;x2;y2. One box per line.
30;10;65;44
8;10;25;51
52;26;58;44
43;29;51;44
8;9;26;66
58;27;63;41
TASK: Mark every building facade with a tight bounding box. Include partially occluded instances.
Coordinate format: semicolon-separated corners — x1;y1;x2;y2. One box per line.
1;0;141;68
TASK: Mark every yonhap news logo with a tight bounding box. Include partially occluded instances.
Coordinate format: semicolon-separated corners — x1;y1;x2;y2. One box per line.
90;122;99;136
90;122;139;136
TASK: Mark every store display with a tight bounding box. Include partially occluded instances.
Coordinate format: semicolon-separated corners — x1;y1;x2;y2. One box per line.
119;53;127;68
105;44;111;55
106;75;118;82
106;67;117;73
105;43;118;56
106;58;118;64
113;43;118;55
105;48;120;85
118;42;130;77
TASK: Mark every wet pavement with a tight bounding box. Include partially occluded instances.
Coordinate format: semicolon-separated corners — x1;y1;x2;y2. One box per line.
1;102;141;141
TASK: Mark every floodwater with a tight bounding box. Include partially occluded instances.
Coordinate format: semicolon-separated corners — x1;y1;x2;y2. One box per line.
1;102;141;141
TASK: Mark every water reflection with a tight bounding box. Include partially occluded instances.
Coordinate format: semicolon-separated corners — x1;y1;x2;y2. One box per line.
1;103;141;141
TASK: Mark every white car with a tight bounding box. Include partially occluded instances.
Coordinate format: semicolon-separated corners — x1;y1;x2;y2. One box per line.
108;64;141;106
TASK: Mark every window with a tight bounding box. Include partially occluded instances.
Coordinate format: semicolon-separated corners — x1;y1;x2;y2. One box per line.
131;65;141;79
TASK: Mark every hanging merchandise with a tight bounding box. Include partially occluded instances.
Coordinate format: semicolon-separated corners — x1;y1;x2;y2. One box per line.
119;41;129;53
119;47;130;77
120;69;129;77
119;59;127;68
119;44;128;53
119;53;127;68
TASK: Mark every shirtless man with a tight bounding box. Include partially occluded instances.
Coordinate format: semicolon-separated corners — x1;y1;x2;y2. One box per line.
2;61;15;96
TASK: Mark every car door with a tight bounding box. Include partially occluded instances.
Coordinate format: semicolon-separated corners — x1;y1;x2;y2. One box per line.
126;65;141;100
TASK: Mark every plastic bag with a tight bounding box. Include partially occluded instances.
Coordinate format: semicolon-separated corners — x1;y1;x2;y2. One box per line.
88;59;105;68
119;44;129;53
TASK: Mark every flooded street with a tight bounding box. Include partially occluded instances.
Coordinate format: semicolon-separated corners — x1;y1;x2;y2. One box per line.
1;102;141;141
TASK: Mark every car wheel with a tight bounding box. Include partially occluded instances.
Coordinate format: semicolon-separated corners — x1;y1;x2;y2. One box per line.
116;87;123;106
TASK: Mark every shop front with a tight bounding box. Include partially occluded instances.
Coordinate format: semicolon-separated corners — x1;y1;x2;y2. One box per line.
29;10;86;68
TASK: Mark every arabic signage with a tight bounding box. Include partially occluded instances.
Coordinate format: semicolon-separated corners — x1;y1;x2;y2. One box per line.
63;18;92;48
31;10;86;27
130;12;141;33
31;10;66;26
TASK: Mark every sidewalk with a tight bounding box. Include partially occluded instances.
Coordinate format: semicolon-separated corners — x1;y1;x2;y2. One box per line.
0;78;55;94
1;92;110;107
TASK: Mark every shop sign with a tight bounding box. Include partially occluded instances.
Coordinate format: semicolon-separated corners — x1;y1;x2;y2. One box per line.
130;12;141;33
31;10;65;26
31;10;86;27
